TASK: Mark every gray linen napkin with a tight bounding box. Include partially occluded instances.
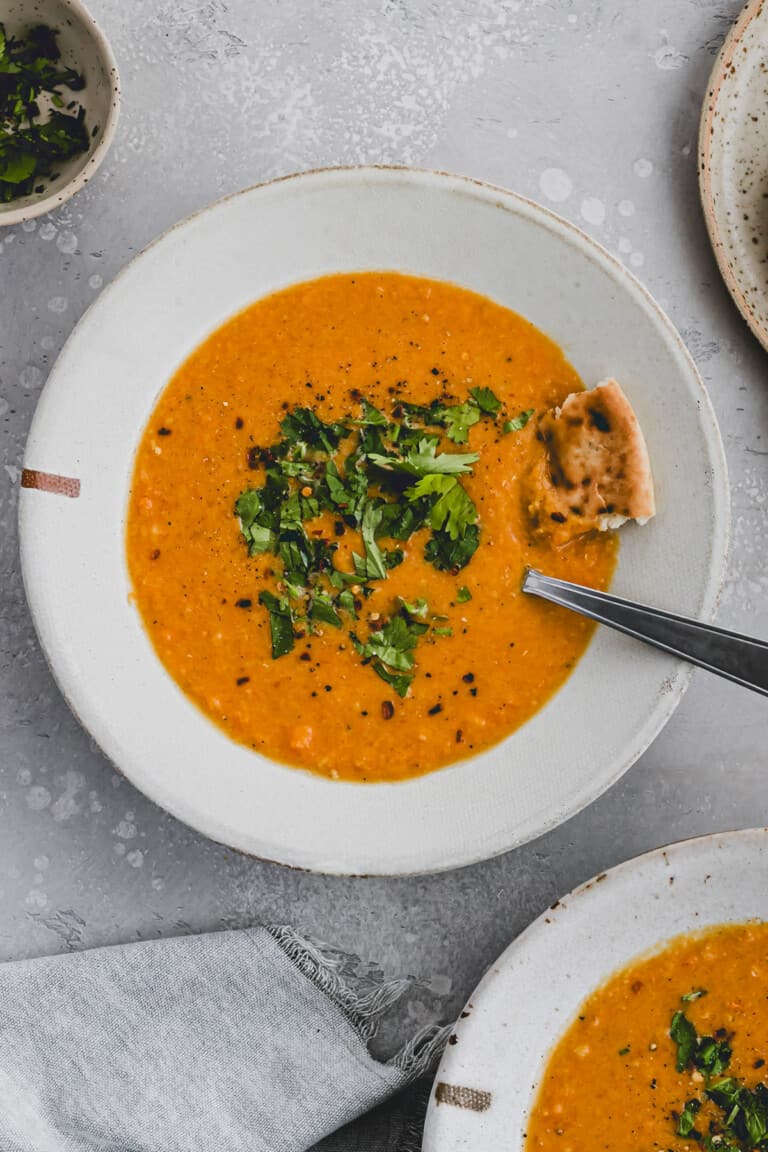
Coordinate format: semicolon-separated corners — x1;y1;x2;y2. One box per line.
0;926;449;1152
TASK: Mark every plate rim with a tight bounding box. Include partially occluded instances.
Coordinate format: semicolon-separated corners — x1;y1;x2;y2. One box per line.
698;0;768;352
18;165;731;875
423;825;768;1148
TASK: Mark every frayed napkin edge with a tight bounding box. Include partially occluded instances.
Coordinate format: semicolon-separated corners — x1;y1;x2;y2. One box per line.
268;926;451;1079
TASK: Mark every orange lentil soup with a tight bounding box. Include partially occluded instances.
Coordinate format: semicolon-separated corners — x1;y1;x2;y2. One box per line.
126;272;616;782
526;922;768;1152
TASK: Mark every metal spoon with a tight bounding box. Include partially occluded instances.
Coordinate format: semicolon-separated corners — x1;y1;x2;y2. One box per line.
522;568;768;697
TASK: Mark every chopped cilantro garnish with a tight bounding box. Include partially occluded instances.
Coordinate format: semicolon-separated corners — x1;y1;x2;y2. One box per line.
707;1079;768;1149
279;406;349;453
682;989;708;1002
503;408;534;434
0;23;90;203
235;387;510;685
350;602;449;696
667;1002;765;1152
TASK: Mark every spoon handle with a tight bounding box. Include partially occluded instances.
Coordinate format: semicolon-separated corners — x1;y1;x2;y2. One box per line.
522;569;768;698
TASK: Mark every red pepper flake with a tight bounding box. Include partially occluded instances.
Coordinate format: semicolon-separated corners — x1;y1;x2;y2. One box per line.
381;700;394;720
150;549;161;561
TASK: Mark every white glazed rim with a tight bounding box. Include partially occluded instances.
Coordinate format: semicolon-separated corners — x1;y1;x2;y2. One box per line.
0;0;121;227
18;166;730;875
424;826;768;1149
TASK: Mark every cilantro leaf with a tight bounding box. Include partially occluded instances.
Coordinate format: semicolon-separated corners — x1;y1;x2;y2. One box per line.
469;386;502;415
309;590;342;629
408;473;477;540
369;438;478;476
372;663;413;698
681;989;708;1002
671;1011;698;1073
258;591;294;658
677;1098;701;1138
360;502;388;580
356;398;389;426
324;459;348;506
425;524;480;571
442;402;480;444
398;597;428;618
235;489;276;555
280;407;348;453
503;408;534;434
457;585;472;603
698;1035;732;1078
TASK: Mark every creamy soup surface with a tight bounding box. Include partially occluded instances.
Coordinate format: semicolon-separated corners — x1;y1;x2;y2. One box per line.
127;272;617;781
526;922;768;1152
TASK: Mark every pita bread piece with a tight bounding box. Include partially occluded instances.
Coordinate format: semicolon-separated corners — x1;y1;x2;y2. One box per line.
525;378;655;544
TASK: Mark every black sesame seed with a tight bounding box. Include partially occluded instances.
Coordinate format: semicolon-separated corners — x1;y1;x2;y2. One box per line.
235;598;252;609
462;672;474;683
157;426;171;436
236;676;250;686
428;703;443;716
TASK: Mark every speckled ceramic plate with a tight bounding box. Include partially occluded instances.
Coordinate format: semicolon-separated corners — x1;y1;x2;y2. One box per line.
422;828;768;1151
19;167;728;875
700;0;768;350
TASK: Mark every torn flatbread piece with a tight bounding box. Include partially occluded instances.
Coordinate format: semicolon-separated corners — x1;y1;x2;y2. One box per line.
525;378;655;545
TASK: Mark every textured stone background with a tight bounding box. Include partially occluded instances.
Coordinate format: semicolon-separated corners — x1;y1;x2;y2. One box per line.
1;0;766;1044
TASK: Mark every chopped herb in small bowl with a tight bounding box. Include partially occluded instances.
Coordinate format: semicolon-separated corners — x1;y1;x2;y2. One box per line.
0;1;120;224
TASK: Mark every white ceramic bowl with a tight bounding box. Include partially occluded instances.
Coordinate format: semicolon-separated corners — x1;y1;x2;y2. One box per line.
423;827;768;1151
0;0;120;226
18;167;729;875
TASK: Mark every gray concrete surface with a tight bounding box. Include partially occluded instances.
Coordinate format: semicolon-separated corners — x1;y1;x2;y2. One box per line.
1;0;766;1043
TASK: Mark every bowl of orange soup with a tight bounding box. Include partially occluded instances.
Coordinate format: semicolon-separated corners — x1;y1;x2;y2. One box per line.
18;167;728;874
423;827;768;1151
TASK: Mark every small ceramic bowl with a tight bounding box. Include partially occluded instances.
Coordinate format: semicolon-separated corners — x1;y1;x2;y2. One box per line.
0;0;120;226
